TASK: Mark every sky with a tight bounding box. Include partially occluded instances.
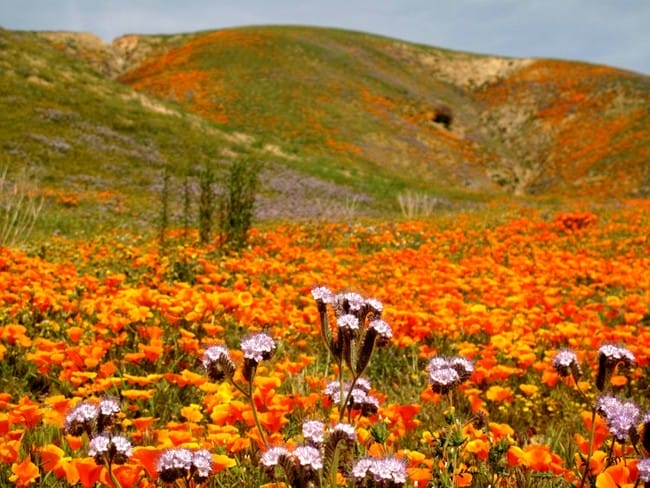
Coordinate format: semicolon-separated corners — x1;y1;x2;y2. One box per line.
1;0;649;75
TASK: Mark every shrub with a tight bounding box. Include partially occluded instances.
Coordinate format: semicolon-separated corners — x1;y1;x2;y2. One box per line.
218;157;263;250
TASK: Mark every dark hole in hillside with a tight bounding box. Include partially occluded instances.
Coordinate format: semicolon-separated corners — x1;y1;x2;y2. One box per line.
432;104;453;129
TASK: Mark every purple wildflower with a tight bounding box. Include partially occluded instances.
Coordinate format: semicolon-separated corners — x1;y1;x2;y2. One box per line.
427;355;473;394
302;420;325;445
355;378;372;392
202;345;236;381
638;458;650;483
89;434;132;465
369;319;392;344
97;397;121;432
429;367;460;394
352;456;407;486
311;286;334;304
98;398;120;417
552;349;581;378
294;445;323;471
350;388;380;416
596;344;635;392
260;446;291;467
598;344;635;365
332;423;356;441
64;401;98;436
156;448;194;483
449;356;474;382
596;395;639;442
324;380;341;400
365;298;383;316
337;314;360;331
191;449;213;482
241;332;276;363
334;292;365;315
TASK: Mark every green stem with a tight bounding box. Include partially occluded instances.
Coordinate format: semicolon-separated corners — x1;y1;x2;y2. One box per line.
578;407;597;488
339;375;359;423
247;378;268;448
107;460;122;488
230;376;268;448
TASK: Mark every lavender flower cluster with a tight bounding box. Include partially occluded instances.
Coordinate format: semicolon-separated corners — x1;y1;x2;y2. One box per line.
351;456;407;488
311;286;392;378
323;378;380;416
64;397;132;467
552;343;650;485
261;420;357;486
596;343;635;392
64;397;121;436
202;332;276;383
157;447;213;484
427;355;474;394
596;395;640;443
88;433;132;466
551;349;582;381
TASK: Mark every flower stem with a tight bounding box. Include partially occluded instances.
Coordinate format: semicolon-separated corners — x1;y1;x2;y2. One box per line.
230;375;268;448
340;375;359;422
578;407;597;488
246;378;268;448
107;461;122;488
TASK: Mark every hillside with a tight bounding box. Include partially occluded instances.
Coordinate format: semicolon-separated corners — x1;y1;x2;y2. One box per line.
1;25;649;239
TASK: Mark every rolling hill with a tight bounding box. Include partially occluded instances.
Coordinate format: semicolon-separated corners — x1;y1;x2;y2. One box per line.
1;25;648;238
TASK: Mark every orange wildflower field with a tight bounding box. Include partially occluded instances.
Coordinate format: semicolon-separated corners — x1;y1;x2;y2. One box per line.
1;202;649;487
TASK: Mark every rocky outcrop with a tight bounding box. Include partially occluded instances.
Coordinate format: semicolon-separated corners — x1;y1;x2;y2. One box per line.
37;31;152;77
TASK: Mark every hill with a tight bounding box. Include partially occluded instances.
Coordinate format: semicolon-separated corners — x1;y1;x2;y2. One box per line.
1;25;648;239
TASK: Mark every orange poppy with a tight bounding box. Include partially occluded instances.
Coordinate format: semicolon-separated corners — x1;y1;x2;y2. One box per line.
9;457;40;487
181;404;204;423
131;446;163;479
70;457;104;488
407;466;432;485
485;386;514;403
100;464;143;488
595;463;631;488
212;453;237;472
40;444;69;479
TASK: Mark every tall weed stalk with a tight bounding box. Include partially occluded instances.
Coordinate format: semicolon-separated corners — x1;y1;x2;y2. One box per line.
0;166;43;248
198;161;216;245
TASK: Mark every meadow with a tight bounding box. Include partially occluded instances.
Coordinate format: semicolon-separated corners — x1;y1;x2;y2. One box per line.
1;200;649;487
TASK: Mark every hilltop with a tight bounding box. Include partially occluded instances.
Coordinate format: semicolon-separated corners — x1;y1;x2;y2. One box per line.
1;25;648;238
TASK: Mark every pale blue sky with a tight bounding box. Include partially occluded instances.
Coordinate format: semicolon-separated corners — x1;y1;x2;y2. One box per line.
1;0;648;74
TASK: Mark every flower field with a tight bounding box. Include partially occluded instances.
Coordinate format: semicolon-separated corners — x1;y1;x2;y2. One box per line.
1;202;649;487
